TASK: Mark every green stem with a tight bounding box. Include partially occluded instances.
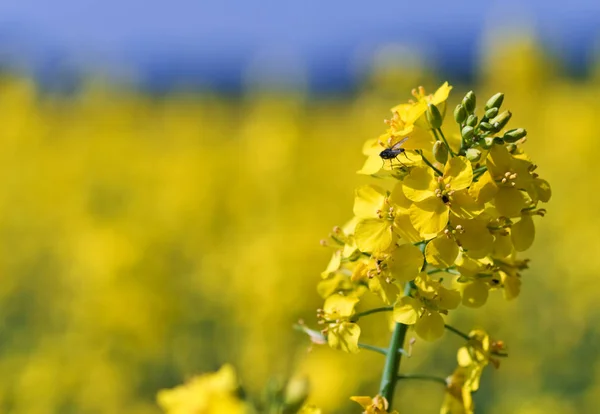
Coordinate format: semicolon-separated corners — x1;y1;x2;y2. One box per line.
358;343;389;356
358;343;410;357
434;128;456;157
444;324;470;340
351;306;393;322
417;150;443;176
379;282;412;406
397;374;448;386
427;267;460;276
473;166;488;180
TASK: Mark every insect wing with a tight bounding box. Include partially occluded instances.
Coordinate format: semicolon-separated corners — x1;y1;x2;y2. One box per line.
390;136;409;150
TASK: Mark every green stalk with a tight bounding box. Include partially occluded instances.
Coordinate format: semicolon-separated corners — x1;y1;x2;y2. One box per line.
417;150;443;176
378;282;412;406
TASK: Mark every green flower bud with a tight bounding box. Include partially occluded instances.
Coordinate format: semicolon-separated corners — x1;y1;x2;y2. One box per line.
466;114;478;127
492;110;512;131
283;377;310;414
426;103;443;129
503;128;527;143
481;136;496;149
461;126;474;141
485;92;504;110
484;107;499;119
506;143;518;153
466;148;481;162
454;104;467;124
433;140;448;165
479;122;493;131
462;91;476;113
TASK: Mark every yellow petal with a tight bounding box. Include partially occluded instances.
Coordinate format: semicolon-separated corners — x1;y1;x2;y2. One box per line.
390;181;412;211
431;81;452;105
400;126;435;151
357;154;384;175
368;275;399;305
438;286;461;310
321;250;342;278
500;271;521;300
362;137;383;156
393;213;424;244
415;312;445;341
492;232;513;258
494;187;526;218
486;144;512;177
323;295;360;318
450;190;484;219
354;185;386;218
393;296;420;325
425;236;459;268
443;156;473;191
452;216;493;257
409;198;449;237
469;171;498;204
532;178;552;202
328;322;361;353
457;346;473;367
354;218;394;253
402;167;437;202
461;281;489;308
388;243;424;283
511;214;535;252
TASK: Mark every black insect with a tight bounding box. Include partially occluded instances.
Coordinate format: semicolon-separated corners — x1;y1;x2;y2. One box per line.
379;136;410;166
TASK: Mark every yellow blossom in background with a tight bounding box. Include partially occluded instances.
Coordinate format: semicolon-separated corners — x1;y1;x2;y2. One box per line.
351;395;399;414
0;36;598;414
157;365;246;414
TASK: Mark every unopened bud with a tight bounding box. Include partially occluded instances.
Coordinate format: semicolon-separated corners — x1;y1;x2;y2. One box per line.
466;148;481;162
492;110;512;131
485;93;504;110
283;377;310;413
461;126;475;141
481;136;496;149
462;91;476;113
466;115;478;127
426;103;443;129
503;128;527;143
479;122;493;131
433;141;449;165
506;143;518;153
484;107;499;119
454;104;467;124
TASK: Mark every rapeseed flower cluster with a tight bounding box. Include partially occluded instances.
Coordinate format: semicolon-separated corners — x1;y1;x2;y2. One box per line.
157;365;321;414
312;83;550;413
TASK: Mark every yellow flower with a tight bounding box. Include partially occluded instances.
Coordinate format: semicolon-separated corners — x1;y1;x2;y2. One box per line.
393;273;460;341
391;82;453;130
440;367;474;414
157;365;246;414
322;294;361;353
441;330;506;413
353;184;396;253
353;184;424;253
402;156;480;237
485;144;549;218
457;330;504;390
298;405;322;414
351;395;400;414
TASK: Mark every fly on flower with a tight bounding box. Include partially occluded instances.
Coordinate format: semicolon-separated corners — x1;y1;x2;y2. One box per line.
379;136;410;167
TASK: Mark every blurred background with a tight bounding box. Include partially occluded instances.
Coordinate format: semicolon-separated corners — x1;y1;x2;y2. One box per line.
0;1;598;413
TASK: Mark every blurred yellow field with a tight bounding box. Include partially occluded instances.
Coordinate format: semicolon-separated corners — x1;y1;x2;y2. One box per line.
0;38;597;413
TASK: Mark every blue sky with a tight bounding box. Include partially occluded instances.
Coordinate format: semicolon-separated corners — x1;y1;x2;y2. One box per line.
0;0;598;90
